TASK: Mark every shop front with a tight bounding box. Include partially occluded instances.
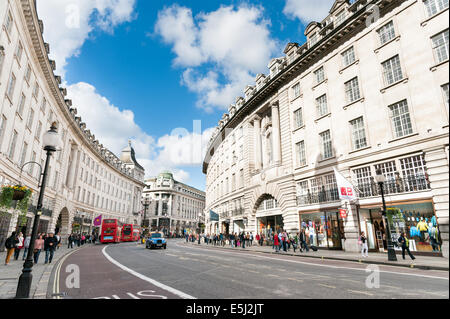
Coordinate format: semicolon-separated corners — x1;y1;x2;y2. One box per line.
221;220;230;235
359;201;442;256
233;219;245;234
299;211;344;250
256;214;284;239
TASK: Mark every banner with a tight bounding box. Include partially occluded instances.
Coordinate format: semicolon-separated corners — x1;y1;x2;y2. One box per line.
210;210;219;222
93;215;102;227
333;167;357;201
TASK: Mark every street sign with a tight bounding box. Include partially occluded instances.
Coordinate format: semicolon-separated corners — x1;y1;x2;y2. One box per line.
339;209;348;218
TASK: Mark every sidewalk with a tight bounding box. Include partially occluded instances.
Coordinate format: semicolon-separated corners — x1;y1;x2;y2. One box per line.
182;241;449;271
0;244;85;299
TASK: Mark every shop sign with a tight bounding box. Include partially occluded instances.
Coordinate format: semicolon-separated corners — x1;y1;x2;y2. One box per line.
339;209;348;218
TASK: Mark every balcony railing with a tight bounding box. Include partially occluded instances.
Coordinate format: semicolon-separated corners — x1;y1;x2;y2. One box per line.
356;174;430;198
28;204;53;217
297;188;340;206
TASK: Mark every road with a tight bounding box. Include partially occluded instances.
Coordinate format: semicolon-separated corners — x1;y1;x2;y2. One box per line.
50;239;449;299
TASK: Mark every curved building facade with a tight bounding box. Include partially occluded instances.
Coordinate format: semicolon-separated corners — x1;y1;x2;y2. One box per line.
203;0;449;256
0;0;145;248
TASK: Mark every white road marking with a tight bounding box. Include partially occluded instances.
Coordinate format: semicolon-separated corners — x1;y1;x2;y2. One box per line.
348;290;374;296
178;243;448;280
102;246;196;299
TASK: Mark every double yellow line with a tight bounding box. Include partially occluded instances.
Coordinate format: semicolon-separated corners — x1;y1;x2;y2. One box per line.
52;248;79;299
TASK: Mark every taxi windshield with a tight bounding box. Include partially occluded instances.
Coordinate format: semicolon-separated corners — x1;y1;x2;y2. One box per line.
151;233;162;238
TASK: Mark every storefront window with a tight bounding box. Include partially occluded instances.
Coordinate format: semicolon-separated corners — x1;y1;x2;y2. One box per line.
257;215;283;239
386;202;440;253
300;212;343;249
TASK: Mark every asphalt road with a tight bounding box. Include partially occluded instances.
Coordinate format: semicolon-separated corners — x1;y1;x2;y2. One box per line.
51;239;449;299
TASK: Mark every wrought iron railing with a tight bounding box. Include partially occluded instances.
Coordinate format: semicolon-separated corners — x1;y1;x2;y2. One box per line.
297;188;340;206
356;174;430;198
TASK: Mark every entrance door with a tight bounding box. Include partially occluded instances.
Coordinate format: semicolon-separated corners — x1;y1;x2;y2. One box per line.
327;213;342;249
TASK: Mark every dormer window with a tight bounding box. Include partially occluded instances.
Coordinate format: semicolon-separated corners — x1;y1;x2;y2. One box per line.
309;33;318;47
335;10;347;26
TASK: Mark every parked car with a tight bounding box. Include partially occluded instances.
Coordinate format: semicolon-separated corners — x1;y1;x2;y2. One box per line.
145;232;167;249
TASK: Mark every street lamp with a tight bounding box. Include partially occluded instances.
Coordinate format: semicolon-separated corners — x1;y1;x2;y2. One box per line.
16;123;61;298
141;198;150;230
374;168;397;262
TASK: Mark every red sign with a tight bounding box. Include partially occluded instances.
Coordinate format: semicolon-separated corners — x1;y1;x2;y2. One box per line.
339;209;348;218
340;187;353;196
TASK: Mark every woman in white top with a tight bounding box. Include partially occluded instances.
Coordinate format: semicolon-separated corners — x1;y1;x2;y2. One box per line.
14;232;24;260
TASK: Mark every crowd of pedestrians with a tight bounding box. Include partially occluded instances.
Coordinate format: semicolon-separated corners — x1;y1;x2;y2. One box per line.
4;231;62;265
67;233;98;248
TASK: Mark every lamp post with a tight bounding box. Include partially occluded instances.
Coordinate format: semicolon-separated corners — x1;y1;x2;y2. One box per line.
375;168;397;262
141;198;150;233
16;123;61;298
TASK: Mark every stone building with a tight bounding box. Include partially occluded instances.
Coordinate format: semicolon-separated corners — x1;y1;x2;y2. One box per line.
203;0;449;257
142;171;205;235
0;0;145;249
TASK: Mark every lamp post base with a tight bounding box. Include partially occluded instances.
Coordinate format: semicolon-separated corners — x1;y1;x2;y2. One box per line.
387;248;398;261
15;268;33;299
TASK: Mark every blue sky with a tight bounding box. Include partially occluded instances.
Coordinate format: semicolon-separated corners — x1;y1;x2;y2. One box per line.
37;0;334;190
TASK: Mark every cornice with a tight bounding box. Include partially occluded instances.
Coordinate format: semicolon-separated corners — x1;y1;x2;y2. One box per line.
19;0;144;186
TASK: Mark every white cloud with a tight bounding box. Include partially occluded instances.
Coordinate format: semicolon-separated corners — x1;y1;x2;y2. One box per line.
283;0;334;23
155;4;279;112
36;0;137;77
66;82;213;182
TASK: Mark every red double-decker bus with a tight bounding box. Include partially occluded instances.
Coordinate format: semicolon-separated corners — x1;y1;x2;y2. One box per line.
121;224;141;242
100;219;122;243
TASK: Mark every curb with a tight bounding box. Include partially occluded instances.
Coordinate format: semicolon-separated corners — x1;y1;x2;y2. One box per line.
181;243;449;271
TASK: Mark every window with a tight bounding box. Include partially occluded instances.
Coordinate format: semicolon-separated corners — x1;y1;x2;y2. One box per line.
35;121;42;140
7;73;16;100
0;116;7;148
382;55;403;85
296;141;306;166
316;95;328;117
294;108;304;128
442;83;449;108
9;130;18;159
15;41;23;63
345;77;361;103
17;93;26;116
5;11;13;35
424;0;449;17
25;64;31;83
27;108;34;129
239;169;244;188
335;10;347;26
320;130;333;159
389;100;413;138
431;29;449;64
314;67;325;84
378;21;396;45
232;174;236;192
0;51;5;77
40;98;46;113
33;83;39;100
350;117;367;150
400;154;430;191
342;46;356;67
29;151;36;176
19;142;28;167
292;83;301;98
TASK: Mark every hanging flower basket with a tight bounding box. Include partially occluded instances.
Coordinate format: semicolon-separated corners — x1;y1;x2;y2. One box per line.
13;189;26;201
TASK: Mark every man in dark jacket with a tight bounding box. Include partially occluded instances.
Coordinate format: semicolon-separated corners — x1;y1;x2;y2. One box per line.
44;233;58;264
299;229;309;252
398;232;415;260
4;232;18;265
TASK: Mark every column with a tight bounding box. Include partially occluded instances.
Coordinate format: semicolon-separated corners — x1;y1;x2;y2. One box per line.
271;102;282;165
424;147;449;258
343;201;360;252
253;115;262;171
66;145;78;189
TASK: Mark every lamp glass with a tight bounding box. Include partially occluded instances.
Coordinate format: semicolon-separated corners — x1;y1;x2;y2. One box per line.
374;169;386;183
42;129;61;150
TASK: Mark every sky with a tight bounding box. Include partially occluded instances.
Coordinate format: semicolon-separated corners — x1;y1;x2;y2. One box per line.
36;0;336;191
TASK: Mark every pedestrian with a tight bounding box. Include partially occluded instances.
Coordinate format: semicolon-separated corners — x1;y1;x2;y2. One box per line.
398;232;415;260
55;233;61;250
14;232;24;260
22;233;32;260
274;231;280;252
241;232;246;249
299;229;309;252
4;231;18;265
360;231;368;258
44;232;58;264
68;234;74;248
250;232;254;246
34;234;45;264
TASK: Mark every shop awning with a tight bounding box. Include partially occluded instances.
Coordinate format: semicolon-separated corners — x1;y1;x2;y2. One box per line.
210;210;219;222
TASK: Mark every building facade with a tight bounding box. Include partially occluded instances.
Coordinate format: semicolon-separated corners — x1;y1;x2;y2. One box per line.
203;0;449;257
142;171;205;235
0;0;145;250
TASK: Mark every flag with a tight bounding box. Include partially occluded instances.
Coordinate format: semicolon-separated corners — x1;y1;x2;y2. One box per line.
93;215;102;226
333;167;357;201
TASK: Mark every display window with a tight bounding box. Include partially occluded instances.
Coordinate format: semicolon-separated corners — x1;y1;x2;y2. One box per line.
300;212;343;249
257;215;283;239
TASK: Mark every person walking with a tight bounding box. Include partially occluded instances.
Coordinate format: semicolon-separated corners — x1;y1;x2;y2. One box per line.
22;233;32;261
274;232;280;252
55;233;61;250
4;232;18;265
360;231;368;258
34;234;45;264
249;232;254;247
44;233;58;264
398;232;415;260
14;232;24;260
299;229;309;252
241;232;246;249
67;234;73;249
